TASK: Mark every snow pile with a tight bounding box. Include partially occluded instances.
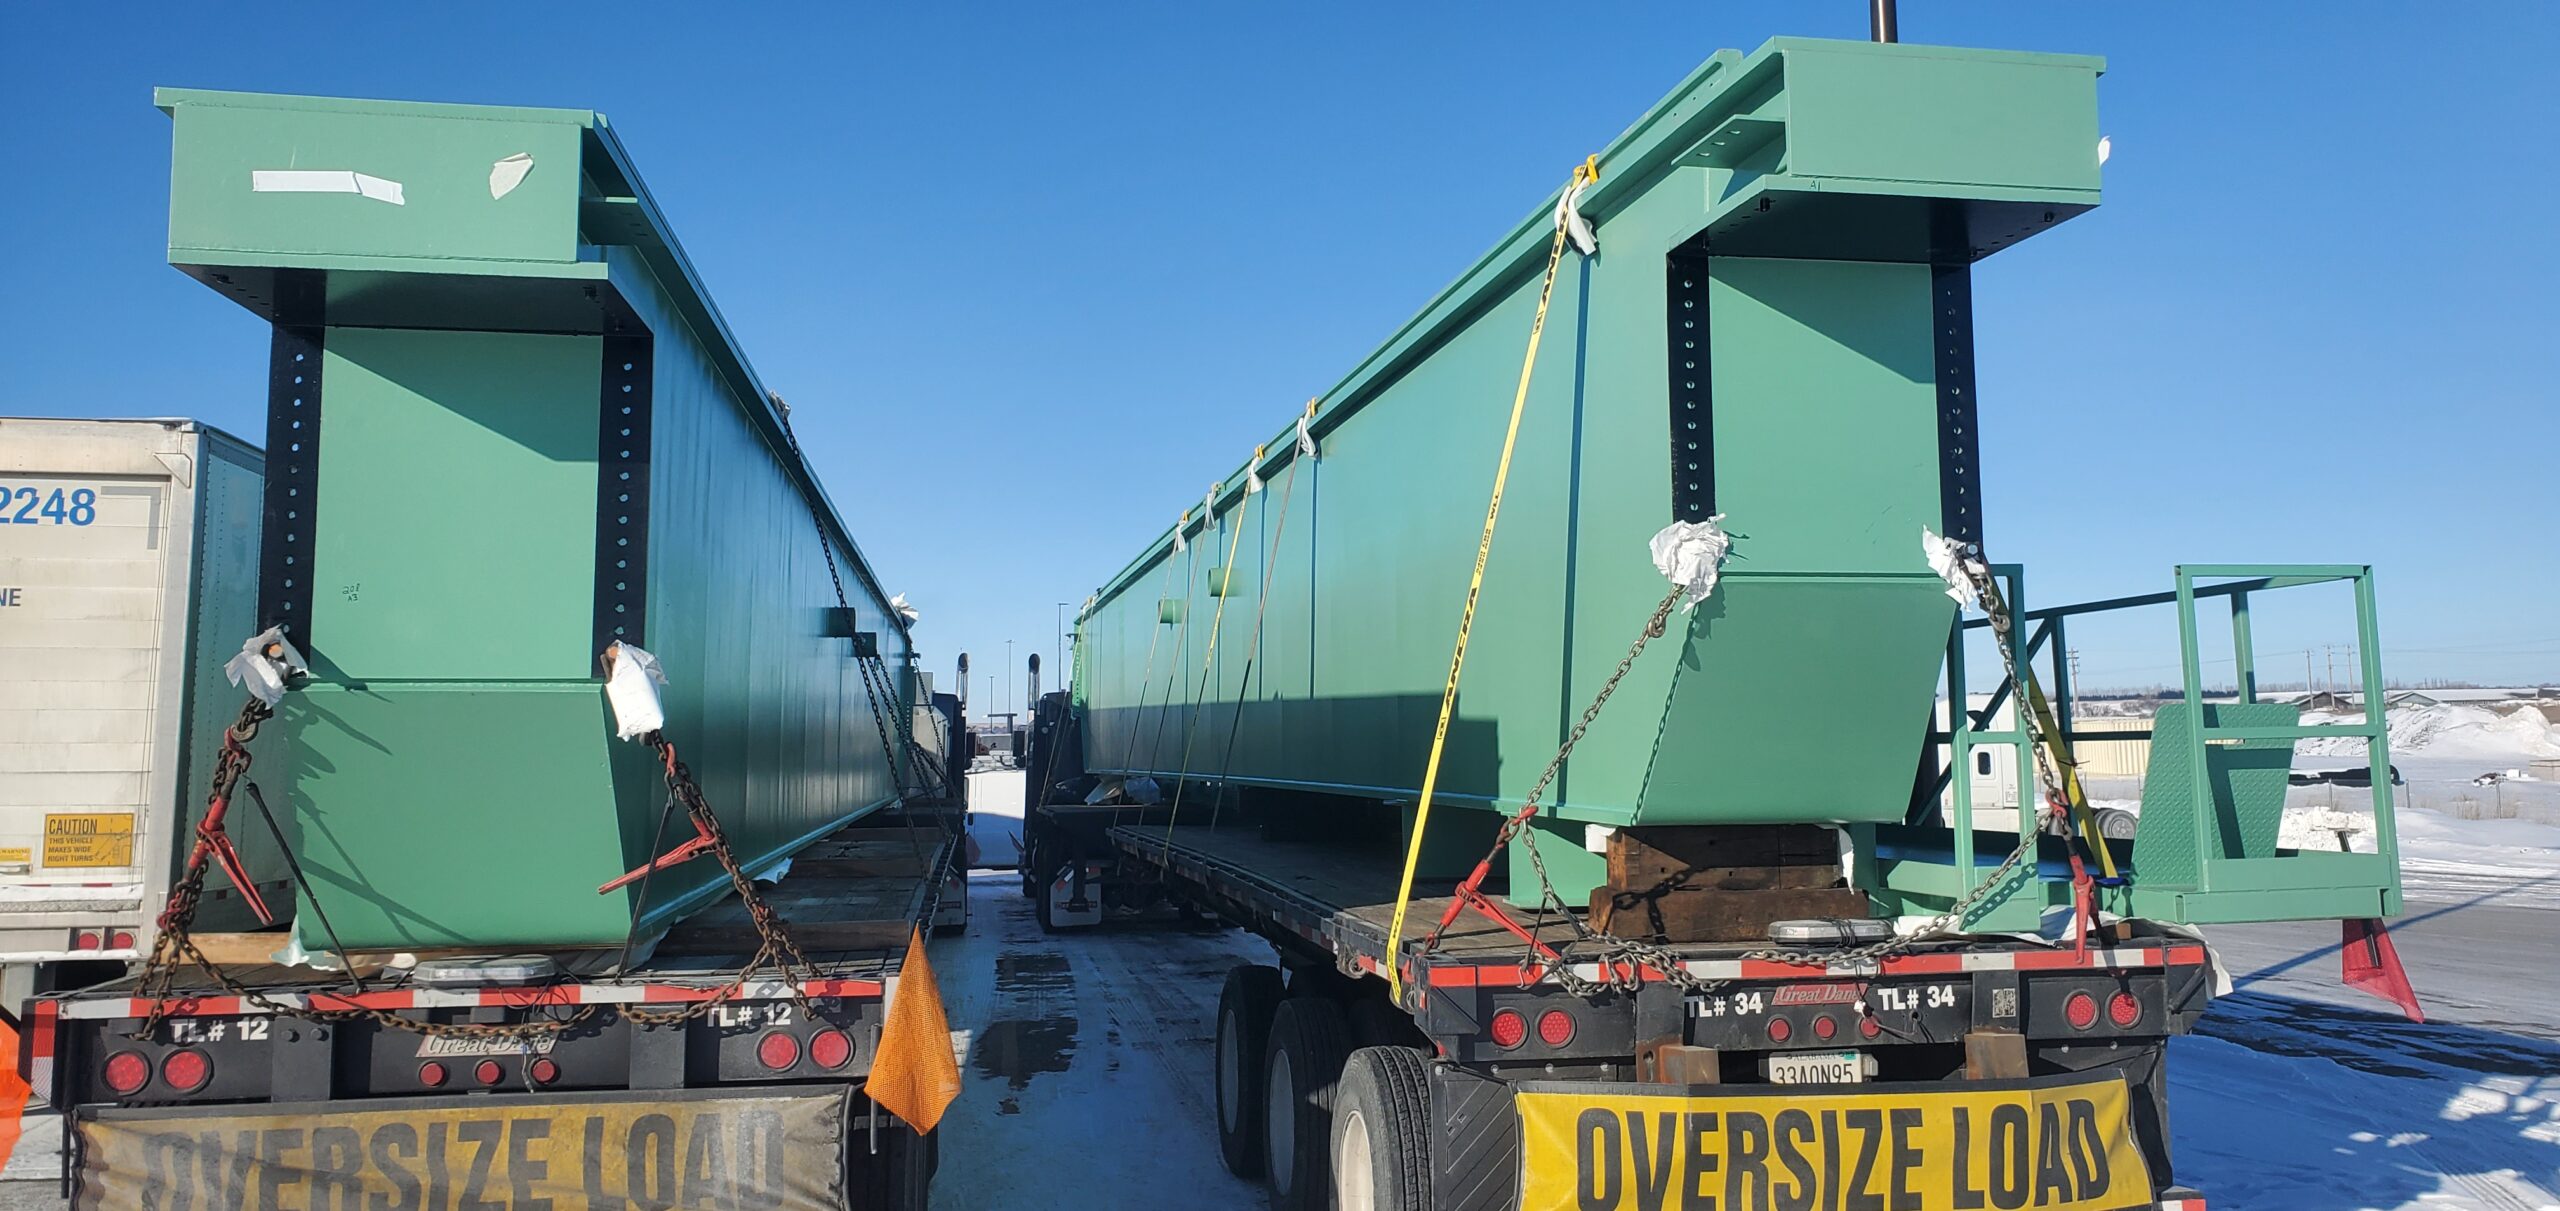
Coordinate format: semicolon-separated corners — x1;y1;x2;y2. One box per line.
2276;805;2560;909
2297;703;2560;761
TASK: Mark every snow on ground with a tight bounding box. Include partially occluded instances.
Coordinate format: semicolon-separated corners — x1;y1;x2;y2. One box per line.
2172;1030;2560;1210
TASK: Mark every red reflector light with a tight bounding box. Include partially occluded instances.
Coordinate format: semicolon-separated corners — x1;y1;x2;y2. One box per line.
102;1051;149;1096
810;1029;854;1070
110;931;135;950
2064;992;2099;1030
1812;1015;1837;1041
1766;1017;1792;1044
757;1031;801;1070
1536;1010;1575;1047
529;1058;560;1085
474;1060;504;1086
2108;992;2141;1028
1488;1010;1527;1049
161;1049;212;1093
1858;1016;1882;1039
74;932;100;951
418;1062;449;1088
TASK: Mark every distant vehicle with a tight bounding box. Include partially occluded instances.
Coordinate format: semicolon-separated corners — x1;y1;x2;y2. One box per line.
2291;765;2404;788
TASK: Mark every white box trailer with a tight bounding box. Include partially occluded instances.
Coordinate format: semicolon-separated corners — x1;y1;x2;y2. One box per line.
0;418;276;1006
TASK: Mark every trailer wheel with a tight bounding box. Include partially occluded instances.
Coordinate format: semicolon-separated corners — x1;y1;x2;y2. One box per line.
1215;965;1286;1178
1262;997;1351;1211
1332;1046;1433;1211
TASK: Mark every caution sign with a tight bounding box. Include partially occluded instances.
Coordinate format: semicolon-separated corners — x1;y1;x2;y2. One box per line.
1516;1073;2154;1211
74;1087;851;1210
44;813;134;868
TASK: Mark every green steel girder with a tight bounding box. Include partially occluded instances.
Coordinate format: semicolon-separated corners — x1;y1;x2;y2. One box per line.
157;88;919;949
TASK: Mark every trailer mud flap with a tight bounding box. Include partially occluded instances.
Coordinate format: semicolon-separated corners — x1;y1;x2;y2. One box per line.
1514;1071;2154;1211
72;1087;851;1210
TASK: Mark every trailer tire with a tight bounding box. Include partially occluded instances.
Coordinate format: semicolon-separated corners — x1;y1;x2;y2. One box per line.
1215;965;1286;1178
1263;997;1351;1211
1332;1046;1433;1211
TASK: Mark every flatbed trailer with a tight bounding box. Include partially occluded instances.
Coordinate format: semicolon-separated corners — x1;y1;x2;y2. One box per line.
30;814;965;1210
1034;799;2215;1210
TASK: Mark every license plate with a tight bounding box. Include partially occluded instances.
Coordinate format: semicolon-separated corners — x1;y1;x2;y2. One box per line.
1767;1049;1864;1084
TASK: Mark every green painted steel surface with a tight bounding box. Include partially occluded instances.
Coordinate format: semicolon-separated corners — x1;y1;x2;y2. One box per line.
159;89;918;949
1071;39;2104;871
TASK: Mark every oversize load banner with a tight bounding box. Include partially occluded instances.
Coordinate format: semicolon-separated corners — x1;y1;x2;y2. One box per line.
1517;1074;2154;1211
74;1088;849;1211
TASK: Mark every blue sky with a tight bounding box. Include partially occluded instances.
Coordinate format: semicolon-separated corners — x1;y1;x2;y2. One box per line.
5;3;2554;710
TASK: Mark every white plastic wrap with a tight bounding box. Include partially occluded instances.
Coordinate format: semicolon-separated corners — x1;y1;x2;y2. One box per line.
1921;526;1982;610
1648;516;1733;611
1553;169;1599;255
603;642;669;741
223;626;309;706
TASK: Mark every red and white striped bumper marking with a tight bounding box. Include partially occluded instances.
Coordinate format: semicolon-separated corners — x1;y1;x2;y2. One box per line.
2157;1197;2207;1210
1423;943;2209;988
52;977;889;1021
28;998;57;1097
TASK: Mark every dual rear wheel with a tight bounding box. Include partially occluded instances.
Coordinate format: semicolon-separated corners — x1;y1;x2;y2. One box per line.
1213;964;1431;1211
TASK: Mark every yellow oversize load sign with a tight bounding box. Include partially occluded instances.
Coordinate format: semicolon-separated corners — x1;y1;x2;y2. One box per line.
1517;1073;2155;1211
74;1087;851;1211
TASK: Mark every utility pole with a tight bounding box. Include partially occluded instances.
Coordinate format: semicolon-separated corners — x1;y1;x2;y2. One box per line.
2067;649;2082;689
2305;649;2316;696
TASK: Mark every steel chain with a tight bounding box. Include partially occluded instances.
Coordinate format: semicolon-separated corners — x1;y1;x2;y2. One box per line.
1431;546;2065;999
130;715;836;1040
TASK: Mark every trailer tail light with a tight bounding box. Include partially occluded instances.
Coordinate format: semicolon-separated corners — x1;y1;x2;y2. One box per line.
529;1058;560;1085
757;1031;801;1071
74;931;101;951
110;931;135;950
1488;1010;1527;1049
1858;1015;1882;1040
1766;1017;1792;1044
2108;992;2142;1028
2063;992;2099;1031
1811;1015;1837;1041
474;1060;504;1086
161;1049;212;1093
810;1029;853;1070
103;1051;149;1096
1537;1010;1575;1047
418;1062;449;1088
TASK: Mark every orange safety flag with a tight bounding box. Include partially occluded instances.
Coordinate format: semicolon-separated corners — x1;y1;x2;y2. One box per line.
866;925;960;1134
0;1019;28;1172
2342;917;2425;1023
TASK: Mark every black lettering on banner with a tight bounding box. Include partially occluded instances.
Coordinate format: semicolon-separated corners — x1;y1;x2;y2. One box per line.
140;1132;184;1211
1629;1111;1679;1211
1951;1108;1985;1210
1987;1105;2029;1210
310;1126;364;1211
2065;1098;2109;1198
510;1119;555;1211
583;1117;618;1208
257;1127;308;1210
368;1122;423;1211
1772;1110;1816;1211
1842;1110;1885;1211
742;1108;787;1202
1681;1112;1721;1211
425;1122;452;1211
202;1131;254;1208
683;1111;731;1207
1886;1109;1923;1211
1578;1108;1624;1210
1818;1111;1841;1211
1724;1111;1770;1210
2033;1103;2072;1204
629;1114;679;1211
456;1119;505;1211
